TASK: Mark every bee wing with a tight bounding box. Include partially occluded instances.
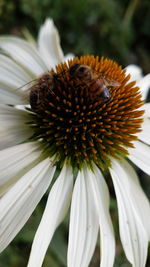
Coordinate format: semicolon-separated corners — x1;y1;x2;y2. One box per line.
104;78;120;87
14;79;39;105
16;70;53;93
16;79;37;92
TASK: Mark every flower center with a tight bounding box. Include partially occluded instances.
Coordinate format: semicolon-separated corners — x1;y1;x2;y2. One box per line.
29;56;144;169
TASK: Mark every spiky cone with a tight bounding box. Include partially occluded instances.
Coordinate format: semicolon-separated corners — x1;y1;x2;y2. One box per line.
29;55;144;170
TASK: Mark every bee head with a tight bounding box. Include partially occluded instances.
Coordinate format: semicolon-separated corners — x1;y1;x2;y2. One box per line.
70;64;92;80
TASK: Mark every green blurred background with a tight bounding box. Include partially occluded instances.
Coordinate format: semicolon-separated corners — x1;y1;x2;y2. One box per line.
0;0;150;266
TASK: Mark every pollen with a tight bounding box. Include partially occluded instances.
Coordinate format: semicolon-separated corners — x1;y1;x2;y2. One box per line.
29;55;144;169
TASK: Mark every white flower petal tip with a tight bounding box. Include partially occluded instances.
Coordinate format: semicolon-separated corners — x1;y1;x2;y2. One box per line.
125;64;142;82
0;158;56;253
110;158;150;267
128;140;150;175
27;164;73;267
38;18;64;69
68;166;115;267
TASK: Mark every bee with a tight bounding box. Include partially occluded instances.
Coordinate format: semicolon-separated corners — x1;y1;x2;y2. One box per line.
29;72;56;111
69;63;120;101
18;70;64;112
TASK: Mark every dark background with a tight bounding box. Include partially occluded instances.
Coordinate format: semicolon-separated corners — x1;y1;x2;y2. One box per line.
0;0;150;72
0;0;150;266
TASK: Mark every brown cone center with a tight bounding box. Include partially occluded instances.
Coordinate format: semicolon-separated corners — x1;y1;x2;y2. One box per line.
29;56;144;169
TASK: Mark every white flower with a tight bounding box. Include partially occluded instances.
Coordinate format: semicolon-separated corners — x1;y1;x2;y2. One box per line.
0;18;150;267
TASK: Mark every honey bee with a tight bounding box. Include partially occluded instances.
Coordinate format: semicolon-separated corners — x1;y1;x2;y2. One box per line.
29;73;56;111
69;63;120;101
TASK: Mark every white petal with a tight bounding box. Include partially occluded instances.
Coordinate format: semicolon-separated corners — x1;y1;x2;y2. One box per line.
0;37;47;76
125;65;150;100
67;169;99;267
0;142;42;195
0;87;24;105
0;55;32;104
128;140;150;175
37;18;64;69
143;103;150;118
27;164;73;267
0;105;33;149
87;165;115;267
0;54;32;88
125;65;142;82
110;158;150;267
0;158;55;252
137;74;150;100
137;118;150;145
